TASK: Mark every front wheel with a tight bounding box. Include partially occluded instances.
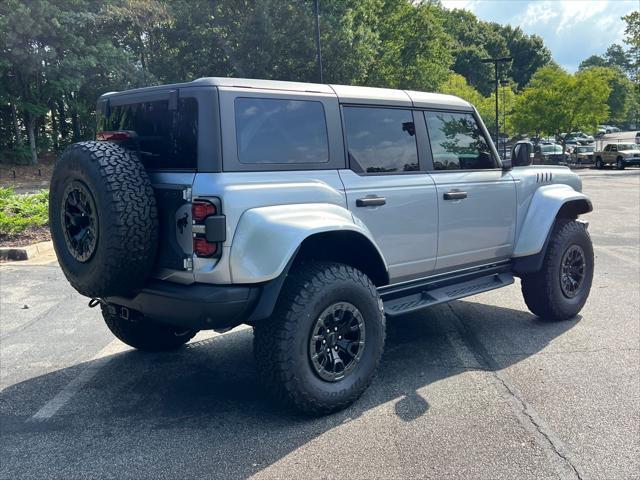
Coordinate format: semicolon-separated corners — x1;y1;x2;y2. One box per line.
253;262;385;415
521;220;594;321
595;157;604;169
616;157;625;170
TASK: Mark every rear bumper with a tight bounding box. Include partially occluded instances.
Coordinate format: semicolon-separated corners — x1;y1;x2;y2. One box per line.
106;280;263;330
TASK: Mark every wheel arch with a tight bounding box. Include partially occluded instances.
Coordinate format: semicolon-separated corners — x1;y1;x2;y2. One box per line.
513;186;592;275
292;230;389;287
229;203;389;285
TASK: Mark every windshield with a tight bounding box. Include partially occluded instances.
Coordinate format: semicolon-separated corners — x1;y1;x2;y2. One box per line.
541;145;563;154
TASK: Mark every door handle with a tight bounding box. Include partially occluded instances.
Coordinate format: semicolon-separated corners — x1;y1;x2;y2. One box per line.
356;196;386;207
443;190;467;200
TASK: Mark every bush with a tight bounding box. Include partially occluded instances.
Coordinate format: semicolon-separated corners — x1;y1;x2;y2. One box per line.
0;187;49;235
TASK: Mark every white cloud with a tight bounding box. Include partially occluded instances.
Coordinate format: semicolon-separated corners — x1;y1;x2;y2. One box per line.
522;1;558;27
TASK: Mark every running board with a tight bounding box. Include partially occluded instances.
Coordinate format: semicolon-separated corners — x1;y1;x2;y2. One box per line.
383;272;514;317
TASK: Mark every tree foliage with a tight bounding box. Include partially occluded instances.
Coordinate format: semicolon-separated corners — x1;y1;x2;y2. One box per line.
511;66;612;142
0;0;626;164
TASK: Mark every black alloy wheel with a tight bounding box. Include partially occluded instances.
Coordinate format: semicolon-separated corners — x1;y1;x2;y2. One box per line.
309;302;366;382
559;245;586;299
61;181;98;263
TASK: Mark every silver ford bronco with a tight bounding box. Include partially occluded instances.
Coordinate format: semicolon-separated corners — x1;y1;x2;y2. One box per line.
49;78;593;415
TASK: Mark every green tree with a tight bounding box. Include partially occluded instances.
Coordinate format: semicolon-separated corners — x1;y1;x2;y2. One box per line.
439;8;551;94
366;0;452;91
0;0;145;164
622;11;639;82
512;66;612;149
579;55;608;70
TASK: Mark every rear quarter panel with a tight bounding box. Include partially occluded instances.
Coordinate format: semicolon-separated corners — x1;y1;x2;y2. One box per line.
191;171;348;283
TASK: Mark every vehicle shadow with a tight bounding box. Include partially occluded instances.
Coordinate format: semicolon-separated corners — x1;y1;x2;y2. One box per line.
1;299;580;478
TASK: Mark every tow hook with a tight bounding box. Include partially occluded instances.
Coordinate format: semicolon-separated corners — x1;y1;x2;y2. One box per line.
88;298;104;308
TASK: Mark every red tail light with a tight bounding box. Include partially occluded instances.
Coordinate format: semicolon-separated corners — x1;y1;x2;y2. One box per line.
96;130;134;141
192;201;216;222
193;237;217;257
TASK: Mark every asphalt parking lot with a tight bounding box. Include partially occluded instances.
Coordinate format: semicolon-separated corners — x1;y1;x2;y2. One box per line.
1;169;639;480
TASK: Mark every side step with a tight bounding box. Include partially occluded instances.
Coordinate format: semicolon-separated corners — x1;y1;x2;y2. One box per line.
383;272;514;317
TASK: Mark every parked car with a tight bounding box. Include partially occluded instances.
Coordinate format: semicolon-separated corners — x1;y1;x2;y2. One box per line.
570;145;596;165
598;125;620;134
563;132;594;145
594;143;640;169
49;77;594;415
533;143;568;165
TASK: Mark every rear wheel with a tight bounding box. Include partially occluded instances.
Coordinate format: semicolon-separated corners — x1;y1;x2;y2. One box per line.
253;262;385;415
101;305;197;351
521;220;594;321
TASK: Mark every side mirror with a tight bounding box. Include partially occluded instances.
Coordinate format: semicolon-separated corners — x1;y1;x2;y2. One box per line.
512;142;534;167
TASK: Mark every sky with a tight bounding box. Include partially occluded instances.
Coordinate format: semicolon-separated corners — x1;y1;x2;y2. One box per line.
440;0;638;72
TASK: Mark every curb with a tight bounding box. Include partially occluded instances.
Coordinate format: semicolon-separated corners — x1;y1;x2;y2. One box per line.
0;240;54;262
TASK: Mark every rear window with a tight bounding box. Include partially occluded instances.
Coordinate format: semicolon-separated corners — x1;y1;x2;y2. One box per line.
343;107;419;174
234;98;329;164
97;98;198;170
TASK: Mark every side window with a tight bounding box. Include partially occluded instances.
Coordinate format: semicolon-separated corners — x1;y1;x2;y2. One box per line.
424;111;496;170
611;145;617;152
234;97;328;164
98;98;198;170
604;145;611;152
343;107;419;174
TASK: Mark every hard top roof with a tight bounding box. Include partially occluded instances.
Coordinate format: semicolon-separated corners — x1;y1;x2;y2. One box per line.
100;77;473;110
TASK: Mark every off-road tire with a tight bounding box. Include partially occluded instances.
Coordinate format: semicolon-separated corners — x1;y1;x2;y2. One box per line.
253;262;385;415
616;156;625;170
49;141;158;297
521;220;594;321
101;305;197;351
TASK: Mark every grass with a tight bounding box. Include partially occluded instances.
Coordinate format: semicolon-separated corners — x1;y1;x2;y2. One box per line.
0;187;49;236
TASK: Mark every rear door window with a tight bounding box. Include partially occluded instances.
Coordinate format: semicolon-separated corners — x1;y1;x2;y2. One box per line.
234;98;329;164
343;107;419;174
424;111;496;170
98;98;198;170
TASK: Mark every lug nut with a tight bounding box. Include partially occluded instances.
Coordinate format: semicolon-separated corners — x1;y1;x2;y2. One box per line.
334;327;338;331
326;329;331;334
322;339;326;344
338;335;342;340
326;348;330;353
334;346;339;351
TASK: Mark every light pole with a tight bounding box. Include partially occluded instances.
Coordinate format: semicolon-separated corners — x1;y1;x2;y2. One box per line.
481;56;512;146
500;79;508;159
313;0;323;83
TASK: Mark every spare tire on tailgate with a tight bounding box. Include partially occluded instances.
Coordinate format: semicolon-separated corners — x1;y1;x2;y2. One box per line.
49;141;158;298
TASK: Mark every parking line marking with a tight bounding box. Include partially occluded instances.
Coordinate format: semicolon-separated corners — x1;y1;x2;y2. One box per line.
30;339;130;421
